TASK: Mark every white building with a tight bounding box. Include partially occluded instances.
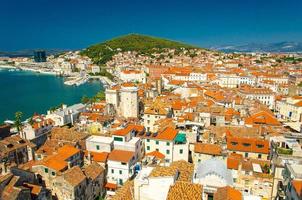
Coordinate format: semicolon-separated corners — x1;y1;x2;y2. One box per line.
239;87;275;109
46;103;86;126
85;135;114;153
111;124;145;161
276;96;302;122
143;127;189;163
20;118;53;147
193;159;233;199
107;149;136;186
120;69;146;83
134;167;176;200
218;74;255;88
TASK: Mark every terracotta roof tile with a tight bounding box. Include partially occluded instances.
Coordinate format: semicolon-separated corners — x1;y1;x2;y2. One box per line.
108;149;134;163
292;180;302;198
214;186;242;200
63;166;86;187
146;150;165;159
167;182;202;200
194;143;222;156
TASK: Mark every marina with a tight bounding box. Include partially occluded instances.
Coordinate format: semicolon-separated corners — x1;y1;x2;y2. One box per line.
0;67;103;122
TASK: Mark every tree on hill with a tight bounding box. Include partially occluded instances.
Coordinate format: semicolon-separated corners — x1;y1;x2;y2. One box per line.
81;34;201;65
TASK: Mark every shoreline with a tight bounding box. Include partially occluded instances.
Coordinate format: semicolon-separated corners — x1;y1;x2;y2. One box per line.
0;65;16;69
0;65;114;87
0;70;104;123
0;65;59;76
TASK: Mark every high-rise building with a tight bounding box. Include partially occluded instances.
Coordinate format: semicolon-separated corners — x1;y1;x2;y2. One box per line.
34;50;47;62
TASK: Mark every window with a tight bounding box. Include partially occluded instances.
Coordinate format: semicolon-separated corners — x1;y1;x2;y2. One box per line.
114;137;123;142
242;143;251;147
119;179;123;185
52;171;56;176
147;146;150;150
245;152;248;158
111;169;114;174
258;154;262;159
156;141;159;145
180;149;183;154
119;170;122;175
44;168;48;173
256;144;264;148
147;139;150;142
96;145;100;150
231;142;238;145
156;148;159;151
166;142;170;146
166;150;170;154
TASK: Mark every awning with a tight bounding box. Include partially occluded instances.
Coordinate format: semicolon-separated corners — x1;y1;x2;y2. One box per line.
174;133;186;143
105;182;117;190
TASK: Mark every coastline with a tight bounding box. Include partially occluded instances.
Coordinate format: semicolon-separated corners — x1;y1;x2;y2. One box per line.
0;65;16;69
0;69;104;122
0;64;114;87
0;64;57;76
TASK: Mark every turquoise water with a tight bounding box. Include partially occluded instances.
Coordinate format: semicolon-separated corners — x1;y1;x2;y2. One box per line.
0;68;103;122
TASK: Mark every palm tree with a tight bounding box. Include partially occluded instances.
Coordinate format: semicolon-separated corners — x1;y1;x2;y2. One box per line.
14;111;23;132
81;95;90;104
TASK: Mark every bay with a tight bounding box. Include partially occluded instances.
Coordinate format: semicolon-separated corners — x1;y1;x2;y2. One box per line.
0;67;103;122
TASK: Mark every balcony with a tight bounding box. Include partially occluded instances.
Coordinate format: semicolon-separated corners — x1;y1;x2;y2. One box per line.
277;147;293;155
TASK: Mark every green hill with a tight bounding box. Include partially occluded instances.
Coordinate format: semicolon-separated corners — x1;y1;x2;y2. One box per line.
81;34;200;65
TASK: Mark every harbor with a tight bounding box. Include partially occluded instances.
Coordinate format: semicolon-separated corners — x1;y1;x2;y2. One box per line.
0;67;103;122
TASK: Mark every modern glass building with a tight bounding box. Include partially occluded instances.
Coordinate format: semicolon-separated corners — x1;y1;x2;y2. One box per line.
34;50;47;62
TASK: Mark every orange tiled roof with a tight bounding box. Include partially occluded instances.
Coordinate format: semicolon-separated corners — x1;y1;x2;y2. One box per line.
245;111;281;126
214;186;242;200
204;90;224;101
63;166;86;187
121;69;142;74
89;151;109;163
105;182;117;190
155;127;178;141
227;153;242;170
108;149;134;163
42;155;68;171
146;150;165;159
226;134;269;154
32;118;53;130
295;101;302;107
167;182;202;200
292;180;302;198
194;143;222;156
57;145;80;160
23;183;42;195
39;145;80;172
112;124;144;136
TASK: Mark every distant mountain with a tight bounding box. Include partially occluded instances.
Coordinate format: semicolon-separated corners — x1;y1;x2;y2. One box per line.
0;49;70;57
210;42;302;53
81;34;201;65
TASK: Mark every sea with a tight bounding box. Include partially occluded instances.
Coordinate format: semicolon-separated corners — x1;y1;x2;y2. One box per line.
0;67;103;122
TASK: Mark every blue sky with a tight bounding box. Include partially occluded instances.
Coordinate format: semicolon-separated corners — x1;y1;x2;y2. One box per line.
1;0;302;51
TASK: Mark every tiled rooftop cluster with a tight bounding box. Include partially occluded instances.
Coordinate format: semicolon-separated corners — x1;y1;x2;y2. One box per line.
1;47;302;200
